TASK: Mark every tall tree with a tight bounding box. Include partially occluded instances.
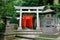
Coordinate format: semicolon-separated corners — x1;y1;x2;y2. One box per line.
13;0;46;6
0;0;17;17
0;0;17;25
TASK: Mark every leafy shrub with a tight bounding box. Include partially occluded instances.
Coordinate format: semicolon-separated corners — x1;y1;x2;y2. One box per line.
10;17;18;24
0;23;4;29
50;4;60;11
0;20;4;29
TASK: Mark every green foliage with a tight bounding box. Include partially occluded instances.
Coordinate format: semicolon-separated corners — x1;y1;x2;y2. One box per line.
0;0;17;17
0;23;4;29
13;0;24;6
5;1;17;17
13;0;48;6
0;0;18;26
56;12;60;18
10;17;18;24
22;0;39;6
50;4;60;18
42;0;48;5
0;19;4;29
51;4;60;11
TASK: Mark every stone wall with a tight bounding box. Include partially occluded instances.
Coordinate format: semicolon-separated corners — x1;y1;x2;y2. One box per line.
4;20;18;40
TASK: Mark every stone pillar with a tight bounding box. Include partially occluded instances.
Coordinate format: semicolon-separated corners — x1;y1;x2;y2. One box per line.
18;8;22;30
36;8;40;30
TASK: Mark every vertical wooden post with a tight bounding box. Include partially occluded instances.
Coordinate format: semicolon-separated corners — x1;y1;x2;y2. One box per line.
18;8;22;30
36;8;40;30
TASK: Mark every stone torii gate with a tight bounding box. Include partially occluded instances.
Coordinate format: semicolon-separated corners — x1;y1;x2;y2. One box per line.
14;6;45;30
13;6;57;40
14;6;54;30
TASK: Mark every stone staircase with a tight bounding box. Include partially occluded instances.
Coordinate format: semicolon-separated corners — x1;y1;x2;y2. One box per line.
4;20;59;40
14;30;59;40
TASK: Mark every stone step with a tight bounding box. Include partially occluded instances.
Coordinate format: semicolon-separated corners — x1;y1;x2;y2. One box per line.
16;35;55;40
14;30;42;32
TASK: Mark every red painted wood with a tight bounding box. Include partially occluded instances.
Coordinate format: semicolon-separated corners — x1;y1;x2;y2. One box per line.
22;15;33;28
